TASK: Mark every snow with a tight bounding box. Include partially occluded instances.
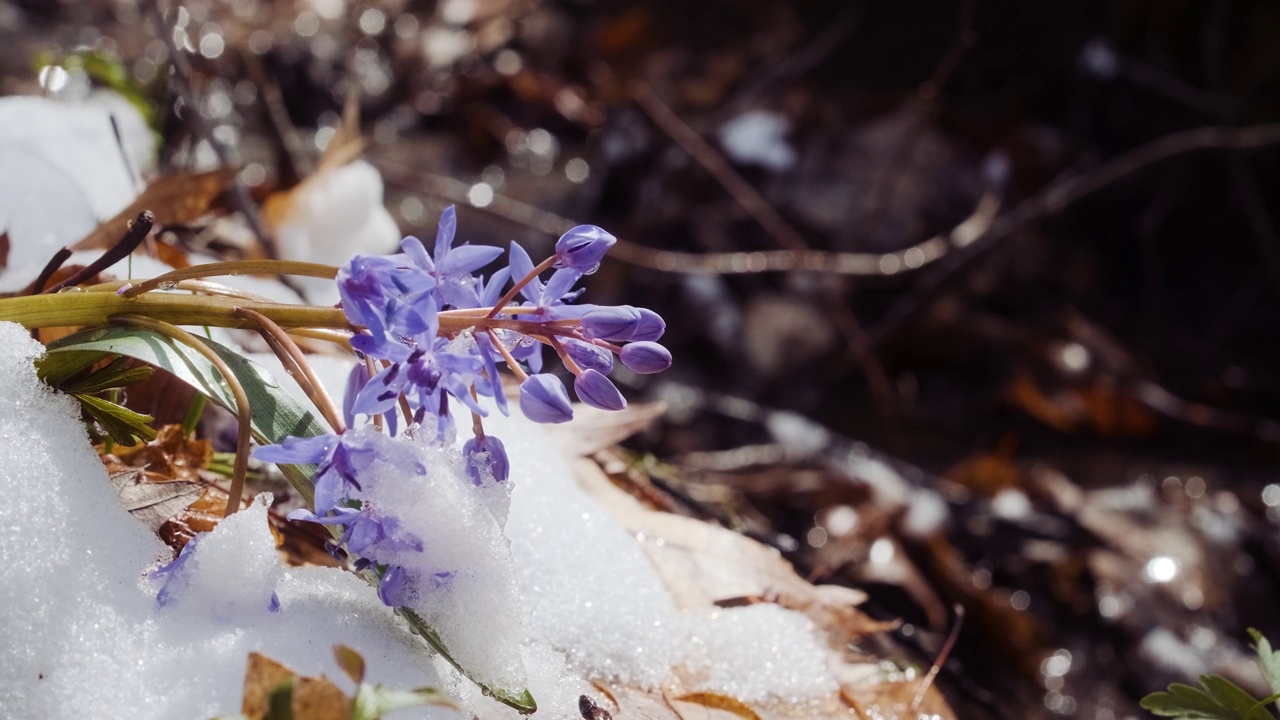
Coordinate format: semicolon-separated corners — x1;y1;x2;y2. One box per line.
717;110;797;172
0;317;841;718
0;95;151;292
682;605;837;704
271;159;401;304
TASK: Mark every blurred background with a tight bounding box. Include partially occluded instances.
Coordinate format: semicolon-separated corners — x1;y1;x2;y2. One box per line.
7;1;1280;718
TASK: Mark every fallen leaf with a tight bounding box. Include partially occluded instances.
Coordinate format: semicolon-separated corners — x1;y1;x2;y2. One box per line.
71;169;235;251
670;692;762;720
109;468;202;533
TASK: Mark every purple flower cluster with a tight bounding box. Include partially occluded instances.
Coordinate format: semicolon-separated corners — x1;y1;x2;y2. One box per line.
252;207;670;608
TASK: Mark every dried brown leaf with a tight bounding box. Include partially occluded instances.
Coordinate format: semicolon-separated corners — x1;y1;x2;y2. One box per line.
71;169;235;251
671;692;762;720
109;468;202;532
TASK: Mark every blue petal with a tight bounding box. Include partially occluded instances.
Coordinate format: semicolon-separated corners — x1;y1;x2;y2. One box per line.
507;241;543;302
253;434;337;464
400;235;434;272
541;268;582;306
434;205;458;260
439;244;504;275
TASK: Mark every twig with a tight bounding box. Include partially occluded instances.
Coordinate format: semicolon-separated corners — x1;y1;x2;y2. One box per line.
146;0;276;257
43;211;154;293
718;4;864;120
843;0;976;248
630;80;807;252
910;604;965;713
866;121;1280;349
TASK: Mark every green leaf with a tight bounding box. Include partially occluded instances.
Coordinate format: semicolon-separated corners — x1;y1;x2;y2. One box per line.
35;350;103;387
76;393;157;445
1202;675;1271;720
1141;676;1275;720
263;678;295;720
45;327;328;506
396;606;537;715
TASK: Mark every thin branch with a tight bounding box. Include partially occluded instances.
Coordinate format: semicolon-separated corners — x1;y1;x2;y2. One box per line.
112;314;252;517
630;80;808;252
146;0;276;257
43;211;154;293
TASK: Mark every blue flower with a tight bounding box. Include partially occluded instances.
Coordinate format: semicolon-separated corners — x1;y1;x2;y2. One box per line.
254;434;371;515
401;206;505;308
574;369;627;411
462;434;510;484
519;373;574;423
554;225;616;272
152;534;200;608
620;341;672;374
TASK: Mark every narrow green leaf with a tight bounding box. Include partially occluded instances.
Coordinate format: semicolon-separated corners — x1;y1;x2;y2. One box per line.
76;393;157;445
64;360;153;394
46;327;328;506
396;606;537;715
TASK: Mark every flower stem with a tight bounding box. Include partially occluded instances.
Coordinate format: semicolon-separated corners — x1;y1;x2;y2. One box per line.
486;256;556;318
485;330;528;381
234;306;345;434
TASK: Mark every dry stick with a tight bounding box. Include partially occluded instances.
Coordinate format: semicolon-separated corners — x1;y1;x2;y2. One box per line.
630;80;807;252
234;307;346;434
28;248;72;296
44;211;155;293
146;0;276;257
632;80;904;444
122;259;338;297
910;604;966;713
375;158;995;276
112;314;252;517
846;0;976;248
866;121;1280;351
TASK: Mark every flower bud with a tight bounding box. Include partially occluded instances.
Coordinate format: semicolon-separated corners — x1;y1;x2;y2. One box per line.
519;373;574;423
581;305;641;340
563;338;614;373
554;225;616;271
463;435;510;484
574;369;627;411
620;341;672;374
630;308;666;341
